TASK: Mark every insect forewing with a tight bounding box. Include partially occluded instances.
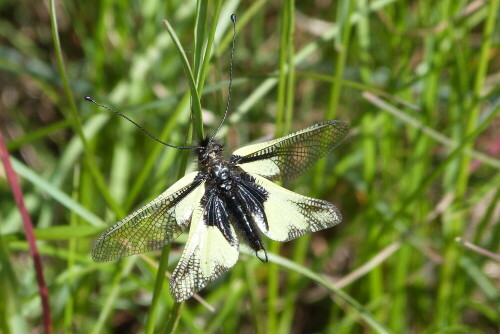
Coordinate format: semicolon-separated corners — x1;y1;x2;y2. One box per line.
91;172;205;262
170;197;239;302
232;120;349;181
250;173;342;241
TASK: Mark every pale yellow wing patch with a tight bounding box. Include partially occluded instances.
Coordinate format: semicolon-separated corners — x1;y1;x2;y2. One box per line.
170;206;239;302
251;174;342;242
234;157;281;178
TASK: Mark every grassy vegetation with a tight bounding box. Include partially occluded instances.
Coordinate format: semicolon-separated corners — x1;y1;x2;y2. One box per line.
1;0;499;333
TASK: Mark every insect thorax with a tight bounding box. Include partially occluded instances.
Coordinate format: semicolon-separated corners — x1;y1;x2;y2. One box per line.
197;138;236;191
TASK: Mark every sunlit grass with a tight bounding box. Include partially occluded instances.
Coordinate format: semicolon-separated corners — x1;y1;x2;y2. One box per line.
1;0;499;333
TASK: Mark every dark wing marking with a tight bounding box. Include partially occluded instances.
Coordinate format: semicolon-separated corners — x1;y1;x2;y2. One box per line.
204;191;233;243
91;172;205;262
170;193;239;302
236;175;268;231
251;173;341;241
231;120;349;180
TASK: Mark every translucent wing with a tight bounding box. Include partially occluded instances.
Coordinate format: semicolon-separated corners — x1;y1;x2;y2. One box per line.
250;173;342;242
91;172;206;262
232;120;349;181
170;194;239;302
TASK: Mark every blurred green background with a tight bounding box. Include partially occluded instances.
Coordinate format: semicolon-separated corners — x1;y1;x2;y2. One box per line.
1;0;499;333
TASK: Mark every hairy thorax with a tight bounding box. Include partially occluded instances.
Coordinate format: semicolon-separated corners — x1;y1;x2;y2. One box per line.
197;138;241;193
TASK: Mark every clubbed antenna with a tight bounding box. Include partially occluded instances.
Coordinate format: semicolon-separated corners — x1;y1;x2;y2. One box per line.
209;13;237;142
84;96;201;150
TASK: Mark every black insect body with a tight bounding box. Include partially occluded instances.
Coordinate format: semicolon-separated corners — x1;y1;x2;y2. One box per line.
91;120;349;302
197;139;269;263
88;13;349;302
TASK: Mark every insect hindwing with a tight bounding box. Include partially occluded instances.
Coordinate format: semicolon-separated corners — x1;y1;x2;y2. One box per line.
250;173;341;241
170;194;239;302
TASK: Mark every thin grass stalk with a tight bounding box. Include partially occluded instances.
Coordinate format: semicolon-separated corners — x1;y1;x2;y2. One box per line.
145;244;172;334
279;238;308;334
283;2;295;138
274;1;290;138
49;0;125;218
408;2;445;327
313;0;354;190
474;187;500;245
316;2;357;328
90;258;136;334
173;306;203;334
327;0;354;120
245;261;265;334
0;134;53;334
277;1;301;332
0;231;22;334
162;302;183;334
277;3;296;330
206;278;246;332
455;238;500;262
197;0;223;92
158;12;209;328
162;19;204;140
267;2;294;332
437;0;499;325
363;125;384;325
63;166;80;332
353;0;384;326
193;0;208;79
